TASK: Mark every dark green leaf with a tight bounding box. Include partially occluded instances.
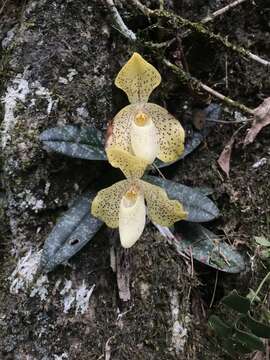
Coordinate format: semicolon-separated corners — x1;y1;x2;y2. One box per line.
243;313;270;338
40;125;107;160
40;192;103;272
208;315;232;337
222;337;252;355
222;290;251;313
233;328;265;351
144;175;219;222
174;223;246;273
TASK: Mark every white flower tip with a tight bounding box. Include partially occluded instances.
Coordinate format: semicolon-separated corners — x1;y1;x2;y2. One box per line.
119;187;146;248
130;112;159;164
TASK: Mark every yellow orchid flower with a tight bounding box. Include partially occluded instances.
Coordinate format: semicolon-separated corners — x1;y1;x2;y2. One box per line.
107;52;185;169
91;177;187;248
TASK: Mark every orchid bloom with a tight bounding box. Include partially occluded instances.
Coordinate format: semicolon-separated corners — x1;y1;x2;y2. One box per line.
107;53;185;173
91;148;187;248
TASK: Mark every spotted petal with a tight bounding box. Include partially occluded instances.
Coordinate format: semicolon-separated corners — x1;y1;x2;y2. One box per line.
91;180;130;228
108;104;136;152
107;146;148;178
143;103;185;162
140;180;187;226
115;53;161;104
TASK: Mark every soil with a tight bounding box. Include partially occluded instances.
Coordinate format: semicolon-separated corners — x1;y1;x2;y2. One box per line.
0;0;269;359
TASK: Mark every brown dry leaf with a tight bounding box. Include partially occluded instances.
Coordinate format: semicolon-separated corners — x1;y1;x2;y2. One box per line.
217;137;235;178
244;97;270;146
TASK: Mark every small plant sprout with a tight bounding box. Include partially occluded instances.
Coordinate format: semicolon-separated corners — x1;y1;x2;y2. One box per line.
91;163;187;248
107;53;185;170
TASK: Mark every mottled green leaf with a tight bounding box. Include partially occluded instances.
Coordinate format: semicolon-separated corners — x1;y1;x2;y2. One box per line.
174;223;246;273
40;125;107;160
222;337;252;355
261;249;270;259
243;313;270;338
254;236;270;247
208;315;232;337
191;187;214;196
40;192;103;273
222;290;251;313
144;175;219;222
233;328;264;351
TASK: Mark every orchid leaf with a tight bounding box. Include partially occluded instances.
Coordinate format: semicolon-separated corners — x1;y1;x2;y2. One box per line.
174;223;246;273
208;315;233;337
233;328;264;352
222;290;251;313
40;125;106;160
192;186;214;196
144;175;219;222
254;235;270;247
222;337;254;355
243;313;270;338
40;192;103;272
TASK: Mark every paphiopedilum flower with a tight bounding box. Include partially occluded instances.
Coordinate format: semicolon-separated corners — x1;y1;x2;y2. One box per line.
91;176;187;248
107;53;185;170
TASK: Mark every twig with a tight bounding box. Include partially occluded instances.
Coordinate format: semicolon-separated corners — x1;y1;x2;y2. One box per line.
153;9;270;68
154;224;190;260
163;58;254;115
201;0;249;24
248;52;270;67
251;271;270;305
105;0;136;41
131;0;249;25
107;0;263;115
152;163;166;179
206;118;251;124
144;38;175;49
201;83;254;114
209;270;219;308
0;0;9;16
129;0;151;16
130;1;270;68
